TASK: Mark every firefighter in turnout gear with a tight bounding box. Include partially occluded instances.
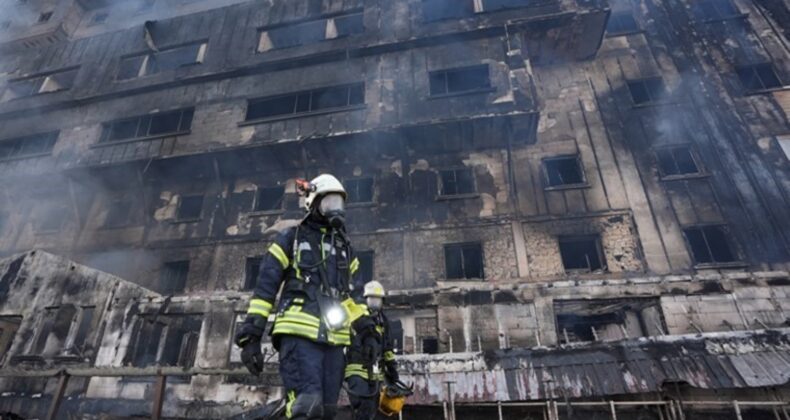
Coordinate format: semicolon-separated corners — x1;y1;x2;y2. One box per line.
234;174;366;420
345;281;400;420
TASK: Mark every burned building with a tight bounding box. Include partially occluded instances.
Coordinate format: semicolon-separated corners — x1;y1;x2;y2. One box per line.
0;0;788;418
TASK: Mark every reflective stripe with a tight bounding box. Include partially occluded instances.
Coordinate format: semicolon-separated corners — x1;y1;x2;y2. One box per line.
344;363;383;380
383;350;396;362
269;243;290;269
349;257;360;274
247;298;273;317
286;390;295;418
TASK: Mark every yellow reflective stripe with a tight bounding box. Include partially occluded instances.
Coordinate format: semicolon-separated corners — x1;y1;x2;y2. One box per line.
286;390;295;418
268;243;290;269
248;307;269;317
247;298;273;317
280;311;321;327
349;257;360;274
384;351;396;362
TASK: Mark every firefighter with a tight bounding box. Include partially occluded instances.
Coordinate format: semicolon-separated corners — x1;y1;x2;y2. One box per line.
345;281;399;420
234;174;366;420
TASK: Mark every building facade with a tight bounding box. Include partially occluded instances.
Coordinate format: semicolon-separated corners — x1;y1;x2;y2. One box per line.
0;0;788;417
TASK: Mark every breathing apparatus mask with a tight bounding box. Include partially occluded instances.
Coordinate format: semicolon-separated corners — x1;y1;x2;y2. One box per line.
319;193;346;229
366;296;383;312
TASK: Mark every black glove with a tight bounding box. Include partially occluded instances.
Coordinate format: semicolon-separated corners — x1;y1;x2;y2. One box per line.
384;361;399;383
234;316;267;375
352;315;376;335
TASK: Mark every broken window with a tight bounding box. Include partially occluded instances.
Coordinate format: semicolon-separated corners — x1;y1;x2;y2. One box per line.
356;250;374;284
31;305;77;357
344;178;374;203
244;257;262;290
627;77;667;105
246;83;365;121
159;260;190;294
100;108;194;143
422;0;474;21
483;0;534;11
253;186;285;212
0;316;22;361
543;155;585;187
692;0;739;20
779;135;790;161
130;314;202;368
117;41;206;80
445;242;484;279
104;197;133;228
0;132;58;161
35;202;69;232
656;145;701;178
606;11;639;35
66;306;96;356
439;168;475;196
258;11;364;52
2;68;79;101
176;195;203;220
558;235;606;272
429;65;490;96
736;63;783;92
683;225;737;264
38;11;53;23
554;298;664;343
415;316;439;354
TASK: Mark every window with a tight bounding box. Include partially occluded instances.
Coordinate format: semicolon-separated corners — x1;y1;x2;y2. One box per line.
244;257;262;290
344;178;374;203
2;68;79;101
0;132;58;161
415;316;439;354
129;314;202;368
606;12;639;35
258;11;364;52
176;195;203;220
356;251;374;284
736;63;782;91
30;305;77;357
253;186;285;212
159;260;190;294
66;306;96;356
100;108;194;143
543;156;585;187
35;203;69;232
104;197;133;228
245;83;365;121
91;12;108;25
117;41;207;80
554;298;664;343
445;243;484;279
627;78;667;105
422;0;474;21
692;0;739;20
558;235;605;272
483;0;534;11
779;135;790;161
656;146;701;178
439;169;476;196
38;11;53;23
683;225;737;264
429;65;490;96
0;316;21;361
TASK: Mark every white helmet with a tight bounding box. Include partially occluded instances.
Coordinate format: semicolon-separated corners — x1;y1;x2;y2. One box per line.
363;280;386;298
303;174;347;211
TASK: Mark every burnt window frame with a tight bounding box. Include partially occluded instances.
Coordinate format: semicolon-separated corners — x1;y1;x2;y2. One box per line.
38;11;54;23
428;64;492;98
126;313;203;381
116;40;208;81
682;224;740;267
0;316;22;363
175;194;204;221
444;242;485;280
257;9;365;53
244;257;263;290
0;131;58;162
655;144;705;180
606;11;640;36
2;67;80;101
735;63;784;93
558;234;607;273
627;77;669;106
690;0;742;22
99;108;194;144
244;82;366;123
438;168;477;197
554;298;664;344
344;177;375;204
159;260;190;294
252;185;286;213
542;155;588;189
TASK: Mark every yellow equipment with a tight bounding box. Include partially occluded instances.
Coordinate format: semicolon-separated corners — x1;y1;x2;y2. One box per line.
378;381;413;416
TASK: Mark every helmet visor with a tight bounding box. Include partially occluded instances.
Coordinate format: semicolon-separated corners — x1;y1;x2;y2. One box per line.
319;193;345;215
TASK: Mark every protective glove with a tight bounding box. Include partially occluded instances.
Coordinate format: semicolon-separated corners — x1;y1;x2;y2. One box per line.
352;315;376;336
234;315;267;375
384;361;399;384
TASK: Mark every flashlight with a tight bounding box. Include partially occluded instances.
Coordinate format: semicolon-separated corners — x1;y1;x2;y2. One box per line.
324;305;347;330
